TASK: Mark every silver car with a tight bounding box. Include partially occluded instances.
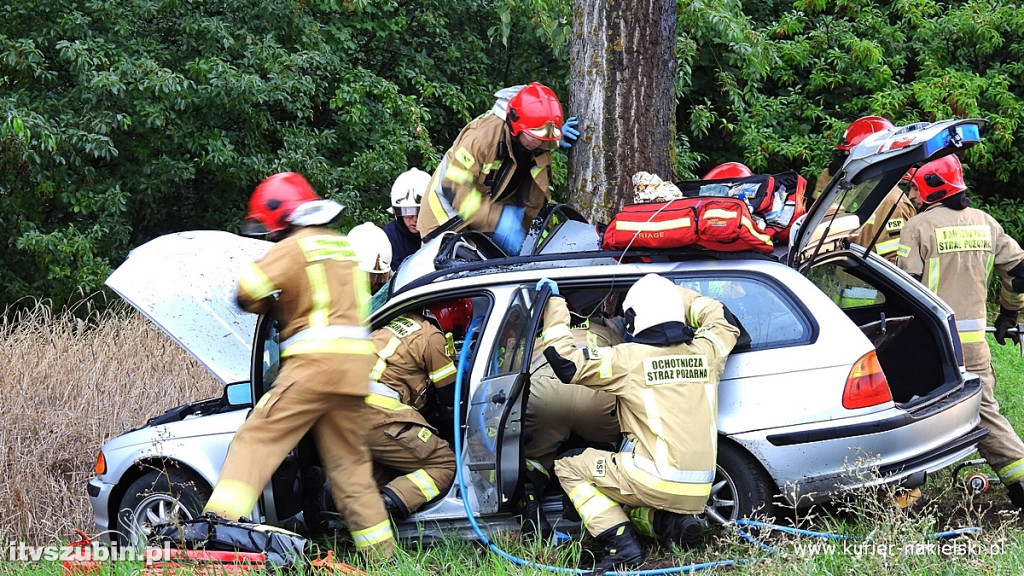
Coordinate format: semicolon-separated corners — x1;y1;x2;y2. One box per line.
88;118;986;544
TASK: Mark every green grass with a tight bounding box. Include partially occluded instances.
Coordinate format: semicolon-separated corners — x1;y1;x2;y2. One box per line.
3;315;1024;575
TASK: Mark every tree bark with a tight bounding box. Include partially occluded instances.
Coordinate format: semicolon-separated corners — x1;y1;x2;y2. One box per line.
567;0;676;224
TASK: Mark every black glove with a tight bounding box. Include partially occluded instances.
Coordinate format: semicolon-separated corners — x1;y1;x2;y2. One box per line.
994;307;1020;346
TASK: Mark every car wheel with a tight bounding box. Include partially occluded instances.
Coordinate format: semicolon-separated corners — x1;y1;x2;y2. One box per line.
706;442;777;523
115;468;211;546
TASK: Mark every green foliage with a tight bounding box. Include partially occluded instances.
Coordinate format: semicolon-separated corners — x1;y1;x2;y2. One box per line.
1;0;558;313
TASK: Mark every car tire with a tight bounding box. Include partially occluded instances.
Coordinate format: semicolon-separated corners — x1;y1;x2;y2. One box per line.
707;442;777;523
115;468;211;546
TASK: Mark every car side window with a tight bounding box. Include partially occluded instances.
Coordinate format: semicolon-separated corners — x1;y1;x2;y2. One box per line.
487;288;533;377
262;321;282;389
675;276;810;350
805;263;886;310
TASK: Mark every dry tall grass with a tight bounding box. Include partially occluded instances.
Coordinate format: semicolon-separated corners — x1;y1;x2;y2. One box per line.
1;300;220;545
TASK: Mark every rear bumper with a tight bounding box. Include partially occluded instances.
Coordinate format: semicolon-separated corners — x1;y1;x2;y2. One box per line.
732;377;983;506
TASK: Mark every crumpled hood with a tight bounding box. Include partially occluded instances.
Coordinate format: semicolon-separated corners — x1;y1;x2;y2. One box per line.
105;230;271;385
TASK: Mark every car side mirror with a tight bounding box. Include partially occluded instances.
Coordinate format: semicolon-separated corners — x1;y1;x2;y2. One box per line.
225;382;253;407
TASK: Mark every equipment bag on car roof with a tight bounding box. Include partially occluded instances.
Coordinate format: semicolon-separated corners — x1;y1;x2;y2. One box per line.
673;170;807;244
601;196;774;253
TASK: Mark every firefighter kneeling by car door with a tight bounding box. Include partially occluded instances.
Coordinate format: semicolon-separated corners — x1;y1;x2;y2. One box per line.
363;300;471;520
535;274;740;572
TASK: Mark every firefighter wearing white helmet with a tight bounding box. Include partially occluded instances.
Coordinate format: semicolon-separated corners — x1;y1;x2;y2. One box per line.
204;172;394;559
385;168;430;269
535;274;740;572
349;222;393;296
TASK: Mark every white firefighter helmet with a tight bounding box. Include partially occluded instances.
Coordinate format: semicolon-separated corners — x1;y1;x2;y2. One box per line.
388;168;431;216
348;222;393;275
622;274;686;336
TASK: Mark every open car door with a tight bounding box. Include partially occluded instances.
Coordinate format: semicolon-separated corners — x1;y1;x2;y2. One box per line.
463;285;549;514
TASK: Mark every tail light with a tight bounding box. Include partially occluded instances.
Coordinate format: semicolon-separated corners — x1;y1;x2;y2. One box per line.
842;350;893;409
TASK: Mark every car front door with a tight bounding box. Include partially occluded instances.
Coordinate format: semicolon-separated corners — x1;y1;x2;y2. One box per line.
464;284;548;514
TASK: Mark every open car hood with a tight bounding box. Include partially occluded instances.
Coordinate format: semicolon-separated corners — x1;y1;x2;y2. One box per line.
105;230;271;385
789;118;984;269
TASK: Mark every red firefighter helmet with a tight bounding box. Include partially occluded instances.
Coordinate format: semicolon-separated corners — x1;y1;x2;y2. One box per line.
910;154;967;204
506;82;564;142
837;116;895;151
243;172;321;236
703;162;753;180
425;299;474;336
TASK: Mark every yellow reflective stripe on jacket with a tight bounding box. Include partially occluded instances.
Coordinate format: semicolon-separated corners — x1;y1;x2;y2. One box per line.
531;165;544;179
406;469;441;500
541;323;573;343
568;484;619;527
446;164;474;185
238;263;276;300
526;458;550;478
640;389;670;469
926;258;940;293
364;392;413;411
621;457;713;498
306;264;330;328
351;520;394;548
458;189;483;220
281;338;376;357
1002;286;1024;307
958;330;986;344
876;238;900;256
598;350;614;378
353;268;371;320
429;362;457;383
370;337;402;381
427;189;453;228
896;244;911;259
998;458;1024;484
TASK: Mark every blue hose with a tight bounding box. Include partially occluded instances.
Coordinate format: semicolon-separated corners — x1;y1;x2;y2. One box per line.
450;317;982;574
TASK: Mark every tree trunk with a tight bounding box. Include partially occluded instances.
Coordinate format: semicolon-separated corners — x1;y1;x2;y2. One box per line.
567;0;676;225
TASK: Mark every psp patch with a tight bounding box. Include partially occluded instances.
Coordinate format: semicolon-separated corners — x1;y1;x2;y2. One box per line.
593;457;607;478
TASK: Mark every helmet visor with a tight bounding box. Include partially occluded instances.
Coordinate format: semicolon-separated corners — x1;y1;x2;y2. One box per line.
394;205;420;217
526;121;562;142
241;218;270;236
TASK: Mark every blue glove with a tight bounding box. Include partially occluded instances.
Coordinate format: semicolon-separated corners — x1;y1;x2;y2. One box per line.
536;278;559;296
559;116;580;149
492;205;527;254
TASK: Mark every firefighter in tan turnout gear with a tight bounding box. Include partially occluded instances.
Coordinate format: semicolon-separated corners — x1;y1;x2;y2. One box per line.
896;154;1024;510
202;172;394;559
535;274;740;572
364;300;471;519
518;291;623;540
418;82;579;254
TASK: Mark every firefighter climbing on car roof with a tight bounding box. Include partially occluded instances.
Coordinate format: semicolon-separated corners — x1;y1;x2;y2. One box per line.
202;172;395;560
363;299;473;521
534;274;740;572
897;153;1024;511
417;82;580;255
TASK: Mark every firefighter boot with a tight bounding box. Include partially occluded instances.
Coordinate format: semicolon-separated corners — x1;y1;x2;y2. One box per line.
516;466;553;541
1008;482;1024;511
652;510;703;550
593;523;645;574
381;488;410;521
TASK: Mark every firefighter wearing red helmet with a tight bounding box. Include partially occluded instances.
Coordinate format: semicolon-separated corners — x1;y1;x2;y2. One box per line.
204;172;394;558
897;154;1024;511
818;116;917;262
418;82;578;254
703;162;753;180
361;299;473;520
